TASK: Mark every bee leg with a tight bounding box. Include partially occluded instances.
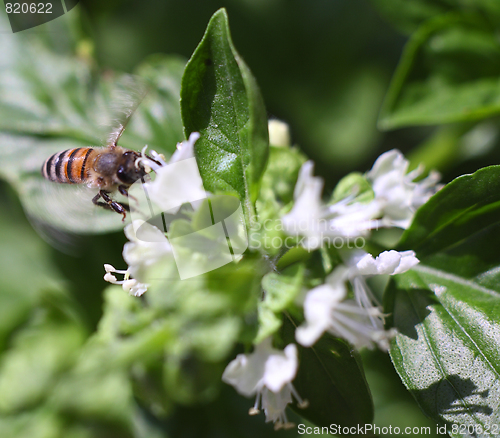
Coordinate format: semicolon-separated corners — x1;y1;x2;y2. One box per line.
118;185;128;197
94;190;128;221
118;184;138;203
119;185;142;214
91;192;112;211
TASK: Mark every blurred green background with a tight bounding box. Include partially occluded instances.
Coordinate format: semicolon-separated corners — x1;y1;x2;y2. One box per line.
85;0;407;182
81;0;500;184
5;0;497;436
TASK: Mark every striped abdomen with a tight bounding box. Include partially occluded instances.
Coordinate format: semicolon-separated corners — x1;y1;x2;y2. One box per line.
42;148;94;184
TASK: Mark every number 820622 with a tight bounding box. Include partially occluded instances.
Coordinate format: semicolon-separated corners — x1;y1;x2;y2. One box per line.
5;3;53;13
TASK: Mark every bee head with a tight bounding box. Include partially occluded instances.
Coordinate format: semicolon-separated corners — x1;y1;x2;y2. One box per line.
117;151;146;185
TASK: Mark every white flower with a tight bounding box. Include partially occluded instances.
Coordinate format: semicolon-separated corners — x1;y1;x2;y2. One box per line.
170;132;200;163
222;338;307;430
129;132;205;219
296;249;418;350
103;220;174;296
282;161;381;250
344;249;419;329
366;149;441;229
137;132;207;214
282;150;440;250
137;132;200;171
349;249;420;277
104;264;148;297
295;278;393;350
123;219;173;282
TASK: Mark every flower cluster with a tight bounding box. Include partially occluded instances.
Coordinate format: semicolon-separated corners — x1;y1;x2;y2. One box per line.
278;150;435;387
282;149;441;248
281;161;381;250
103;129;440;429
222;149;438;426
104;264;148;297
295;249;418;350
366;149;441;229
103;133;201;295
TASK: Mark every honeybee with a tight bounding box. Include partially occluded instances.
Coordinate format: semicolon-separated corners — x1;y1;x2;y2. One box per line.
41;136;147;220
40;78;158;221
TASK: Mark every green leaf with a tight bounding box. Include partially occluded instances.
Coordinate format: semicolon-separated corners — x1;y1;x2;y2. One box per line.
276;246;312;272
387;165;500;431
262;264;305;313
0;408;62;438
379;15;500;130
369;0;448;34
180;8;269;224
370;0;500;34
331;172;374;204
0;202;69;352
0;316;86;413
361;350;440;434
50;366;134;429
399;165;500;261
255;307;282;346
255;264;305;343
251;145;306;256
281;317;374;429
259;145;306;207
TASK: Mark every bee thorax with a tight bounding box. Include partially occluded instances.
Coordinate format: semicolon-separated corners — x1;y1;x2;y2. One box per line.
94;153;120;176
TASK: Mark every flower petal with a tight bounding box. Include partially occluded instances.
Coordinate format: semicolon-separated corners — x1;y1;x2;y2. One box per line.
222;353;264;397
263;344;298;393
366;149;440;230
296;284;346;347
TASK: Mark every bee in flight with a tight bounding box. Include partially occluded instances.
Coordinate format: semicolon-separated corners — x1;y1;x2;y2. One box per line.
40;79;159;221
42;137;146;220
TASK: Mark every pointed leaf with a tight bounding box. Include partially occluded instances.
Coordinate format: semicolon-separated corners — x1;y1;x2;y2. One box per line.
255;264;305;343
387;166;500;432
379;15;500;129
370;0;500;34
180;8;269;223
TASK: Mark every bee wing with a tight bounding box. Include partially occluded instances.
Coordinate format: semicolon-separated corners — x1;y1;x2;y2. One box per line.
23;177;125;232
1;74;149;253
21;175;130;253
98;75;150;147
